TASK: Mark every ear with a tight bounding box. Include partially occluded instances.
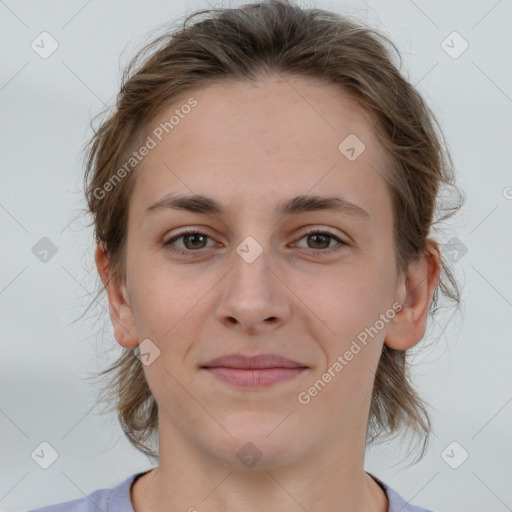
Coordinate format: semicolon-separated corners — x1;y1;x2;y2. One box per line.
385;240;441;350
94;242;139;349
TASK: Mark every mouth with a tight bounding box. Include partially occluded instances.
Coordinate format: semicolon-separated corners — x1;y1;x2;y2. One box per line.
200;353;309;389
201;353;308;369
201;366;308;388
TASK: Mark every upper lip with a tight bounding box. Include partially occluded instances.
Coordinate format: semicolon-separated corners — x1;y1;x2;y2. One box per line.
201;353;308;369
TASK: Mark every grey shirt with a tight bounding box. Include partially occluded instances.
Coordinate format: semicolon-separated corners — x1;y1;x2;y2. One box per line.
26;470;434;512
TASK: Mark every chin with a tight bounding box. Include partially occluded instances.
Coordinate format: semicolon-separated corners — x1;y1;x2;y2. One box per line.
204;422;306;470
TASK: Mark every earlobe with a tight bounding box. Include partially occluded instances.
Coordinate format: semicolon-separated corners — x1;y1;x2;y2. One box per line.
94;243;139;349
384;242;441;351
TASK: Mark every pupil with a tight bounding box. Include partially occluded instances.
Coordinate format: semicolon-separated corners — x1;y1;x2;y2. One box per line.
185;234;205;249
310;234;329;249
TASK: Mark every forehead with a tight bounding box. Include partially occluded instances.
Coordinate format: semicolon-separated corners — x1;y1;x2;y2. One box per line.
130;74;392;223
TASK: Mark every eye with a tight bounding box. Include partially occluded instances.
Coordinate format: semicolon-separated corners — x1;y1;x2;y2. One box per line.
163;229;219;254
292;228;347;256
163;228;347;256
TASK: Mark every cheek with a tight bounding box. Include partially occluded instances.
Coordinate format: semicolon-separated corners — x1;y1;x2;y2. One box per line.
313;279;390;410
128;259;193;338
313;254;396;374
321;265;394;334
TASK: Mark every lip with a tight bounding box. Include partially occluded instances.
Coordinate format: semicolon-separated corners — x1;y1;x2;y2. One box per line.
200;353;309;389
203;367;307;388
201;353;307;369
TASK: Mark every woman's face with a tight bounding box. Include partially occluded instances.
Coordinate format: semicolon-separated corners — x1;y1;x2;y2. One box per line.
105;75;408;467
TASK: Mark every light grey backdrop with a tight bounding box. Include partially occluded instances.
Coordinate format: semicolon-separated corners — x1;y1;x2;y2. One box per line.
1;1;511;511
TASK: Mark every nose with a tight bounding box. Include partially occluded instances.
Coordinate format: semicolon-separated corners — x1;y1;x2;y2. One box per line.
215;244;292;334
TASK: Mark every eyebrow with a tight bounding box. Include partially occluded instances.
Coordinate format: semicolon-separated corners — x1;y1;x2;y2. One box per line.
144;193;370;218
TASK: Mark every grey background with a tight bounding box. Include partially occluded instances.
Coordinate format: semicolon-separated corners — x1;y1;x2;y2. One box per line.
1;1;511;511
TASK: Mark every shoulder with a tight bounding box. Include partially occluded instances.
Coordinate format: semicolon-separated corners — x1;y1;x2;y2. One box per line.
25;472;147;512
367;472;436;512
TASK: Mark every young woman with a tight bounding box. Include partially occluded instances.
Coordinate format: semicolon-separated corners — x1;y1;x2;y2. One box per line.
28;1;462;510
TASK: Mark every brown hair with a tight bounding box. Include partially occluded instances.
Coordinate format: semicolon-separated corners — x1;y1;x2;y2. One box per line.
81;0;463;463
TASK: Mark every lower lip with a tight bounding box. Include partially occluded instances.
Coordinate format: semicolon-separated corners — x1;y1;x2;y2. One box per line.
202;367;307;388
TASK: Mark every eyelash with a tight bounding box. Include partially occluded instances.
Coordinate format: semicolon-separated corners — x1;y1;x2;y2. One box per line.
163;228;347;257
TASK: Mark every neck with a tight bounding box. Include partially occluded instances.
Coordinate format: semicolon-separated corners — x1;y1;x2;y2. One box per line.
131;414;388;512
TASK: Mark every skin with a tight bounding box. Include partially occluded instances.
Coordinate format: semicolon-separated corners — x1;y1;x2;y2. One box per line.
95;74;440;512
